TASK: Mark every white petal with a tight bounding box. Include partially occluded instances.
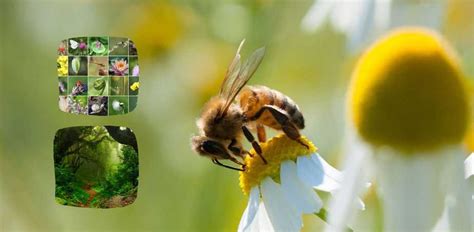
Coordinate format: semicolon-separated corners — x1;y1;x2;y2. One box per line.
356;198;365;211
326;134;371;232
300;0;335;32
331;0;374;51
296;153;342;192
390;1;446;30
248;202;274;232
238;187;260;232
260;177;302;232
373;147;468;231
465;153;474;179
373;0;391;32
280;161;322;214
433;148;472;231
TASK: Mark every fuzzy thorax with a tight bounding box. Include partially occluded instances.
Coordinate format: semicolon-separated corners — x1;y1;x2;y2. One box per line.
239;134;317;195
349;27;471;153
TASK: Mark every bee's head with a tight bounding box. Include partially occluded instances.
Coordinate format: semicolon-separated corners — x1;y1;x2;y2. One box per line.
191;135;231;160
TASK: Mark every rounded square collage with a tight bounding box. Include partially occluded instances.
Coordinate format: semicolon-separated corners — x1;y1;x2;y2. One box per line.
57;37;139;116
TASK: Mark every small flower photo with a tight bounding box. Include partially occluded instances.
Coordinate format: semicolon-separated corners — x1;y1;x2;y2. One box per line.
57;56;68;76
58;39;67;55
88;96;108;115
129;56;139;76
129;40;137;55
88;56;108;76
88;77;109;96
58;77;67;95
128;76;139;95
108;96;129;115
109;37;129;55
88;36;109;56
110;76;129;95
68;56;88;76
67;96;88;114
68;76;88;96
109;57;129;76
68;37;88;56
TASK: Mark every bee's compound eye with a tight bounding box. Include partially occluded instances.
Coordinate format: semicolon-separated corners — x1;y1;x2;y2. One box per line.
201;140;227;156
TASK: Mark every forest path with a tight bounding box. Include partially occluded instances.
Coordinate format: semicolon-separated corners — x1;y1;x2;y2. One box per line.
82;183;98;207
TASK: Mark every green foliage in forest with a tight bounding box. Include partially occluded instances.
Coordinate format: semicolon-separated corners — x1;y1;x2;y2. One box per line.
54;126;138;208
55;164;89;206
97;145;139;199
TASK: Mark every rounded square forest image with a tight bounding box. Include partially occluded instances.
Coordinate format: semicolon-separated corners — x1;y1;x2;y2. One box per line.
54;126;138;208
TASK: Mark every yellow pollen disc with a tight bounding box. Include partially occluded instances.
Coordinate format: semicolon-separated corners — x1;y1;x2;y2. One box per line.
466;122;474;152
349;27;471;153
239;134;317;195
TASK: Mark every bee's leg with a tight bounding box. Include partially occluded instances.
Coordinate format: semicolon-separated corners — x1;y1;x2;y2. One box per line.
246;150;254;157
260;105;309;149
228;138;244;158
256;124;266;142
228;155;245;166
242;126;267;164
212;159;244;171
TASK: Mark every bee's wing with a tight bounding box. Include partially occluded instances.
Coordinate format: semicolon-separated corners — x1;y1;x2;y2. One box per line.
218;42;266;118
219;39;245;97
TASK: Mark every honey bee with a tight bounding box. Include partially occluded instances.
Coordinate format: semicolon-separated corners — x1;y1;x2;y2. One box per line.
191;40;308;171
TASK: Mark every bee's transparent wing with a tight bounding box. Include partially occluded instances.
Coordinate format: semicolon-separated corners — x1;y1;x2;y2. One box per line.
218;44;266;118
219;40;245;98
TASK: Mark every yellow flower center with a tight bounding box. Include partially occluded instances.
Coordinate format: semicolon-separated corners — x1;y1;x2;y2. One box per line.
349;27;471;153
466;122;474;152
239;134;317;195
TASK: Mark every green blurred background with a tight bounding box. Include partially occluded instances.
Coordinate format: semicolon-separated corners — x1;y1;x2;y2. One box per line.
1;0;473;231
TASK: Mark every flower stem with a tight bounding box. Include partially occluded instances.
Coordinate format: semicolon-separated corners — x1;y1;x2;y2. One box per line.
314;208;354;232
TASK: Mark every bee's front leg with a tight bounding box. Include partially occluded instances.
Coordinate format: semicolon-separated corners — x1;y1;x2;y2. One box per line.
212;159;244;171
228;138;245;158
242;126;267;164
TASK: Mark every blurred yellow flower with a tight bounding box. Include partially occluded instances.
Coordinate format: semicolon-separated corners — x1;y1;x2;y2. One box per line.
128;2;189;60
465;81;474;152
350;27;470;153
329;27;473;232
443;0;474;46
57;56;68;76
465;122;474;152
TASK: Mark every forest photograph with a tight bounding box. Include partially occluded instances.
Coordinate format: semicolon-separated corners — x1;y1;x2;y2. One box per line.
53;126;138;208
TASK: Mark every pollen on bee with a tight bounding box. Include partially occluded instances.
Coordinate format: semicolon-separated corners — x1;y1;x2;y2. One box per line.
239;134;317;195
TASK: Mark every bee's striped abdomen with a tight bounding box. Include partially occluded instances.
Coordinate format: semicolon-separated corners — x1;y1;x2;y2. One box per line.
239;85;305;130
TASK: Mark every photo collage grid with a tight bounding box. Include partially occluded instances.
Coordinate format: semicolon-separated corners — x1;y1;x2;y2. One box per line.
57;37;139;116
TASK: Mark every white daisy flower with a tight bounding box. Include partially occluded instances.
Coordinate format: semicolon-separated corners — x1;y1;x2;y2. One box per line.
301;0;445;53
465;153;474;180
238;135;363;231
327;27;473;232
